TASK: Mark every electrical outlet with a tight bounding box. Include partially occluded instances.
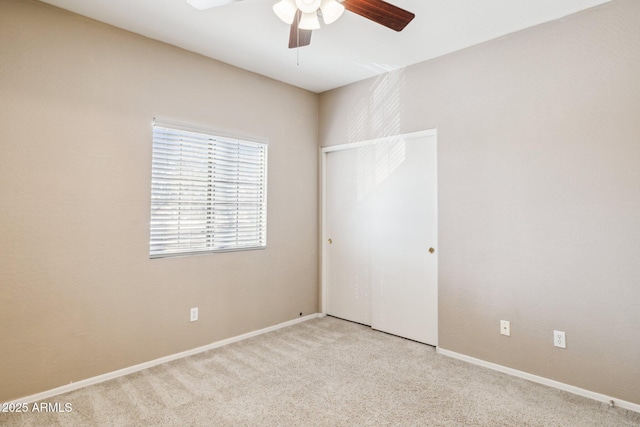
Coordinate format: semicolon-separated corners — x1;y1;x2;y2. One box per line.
500;320;510;336
190;307;198;322
554;330;566;348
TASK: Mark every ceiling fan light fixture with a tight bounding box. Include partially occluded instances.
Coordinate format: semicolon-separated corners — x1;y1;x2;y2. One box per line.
319;0;344;25
295;0;321;14
298;11;321;30
273;0;297;24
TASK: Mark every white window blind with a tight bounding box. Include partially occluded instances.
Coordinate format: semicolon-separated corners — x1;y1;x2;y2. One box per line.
150;121;267;258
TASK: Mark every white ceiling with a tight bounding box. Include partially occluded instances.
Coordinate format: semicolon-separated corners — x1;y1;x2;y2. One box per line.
39;0;612;93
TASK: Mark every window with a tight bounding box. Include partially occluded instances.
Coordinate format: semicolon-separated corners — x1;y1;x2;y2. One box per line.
150;120;267;258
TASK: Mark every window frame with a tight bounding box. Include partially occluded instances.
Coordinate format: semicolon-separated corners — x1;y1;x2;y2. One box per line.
149;118;268;259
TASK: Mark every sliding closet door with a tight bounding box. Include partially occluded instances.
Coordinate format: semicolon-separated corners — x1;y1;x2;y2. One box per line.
324;132;437;345
324;146;372;325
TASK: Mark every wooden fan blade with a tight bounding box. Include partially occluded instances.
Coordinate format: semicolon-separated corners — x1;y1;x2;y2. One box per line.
343;0;415;32
289;10;312;48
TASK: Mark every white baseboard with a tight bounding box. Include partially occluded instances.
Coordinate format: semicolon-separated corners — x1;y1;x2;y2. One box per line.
5;313;321;405
437;347;640;414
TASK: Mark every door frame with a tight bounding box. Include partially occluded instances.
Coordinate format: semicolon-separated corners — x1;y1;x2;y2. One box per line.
320;129;438;329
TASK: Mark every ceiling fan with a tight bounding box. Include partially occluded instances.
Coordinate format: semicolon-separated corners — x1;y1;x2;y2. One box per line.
186;0;415;49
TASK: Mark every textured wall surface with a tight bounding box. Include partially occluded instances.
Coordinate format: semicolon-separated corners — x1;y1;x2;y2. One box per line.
320;0;640;405
0;0;318;402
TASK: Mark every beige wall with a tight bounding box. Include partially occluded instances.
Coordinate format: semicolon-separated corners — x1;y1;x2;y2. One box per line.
320;0;640;405
0;0;318;402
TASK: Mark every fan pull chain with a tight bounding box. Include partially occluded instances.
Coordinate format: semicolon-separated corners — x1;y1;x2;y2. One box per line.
296;26;300;66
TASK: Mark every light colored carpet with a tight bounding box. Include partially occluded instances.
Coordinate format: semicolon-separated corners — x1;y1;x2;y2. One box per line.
2;316;639;426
